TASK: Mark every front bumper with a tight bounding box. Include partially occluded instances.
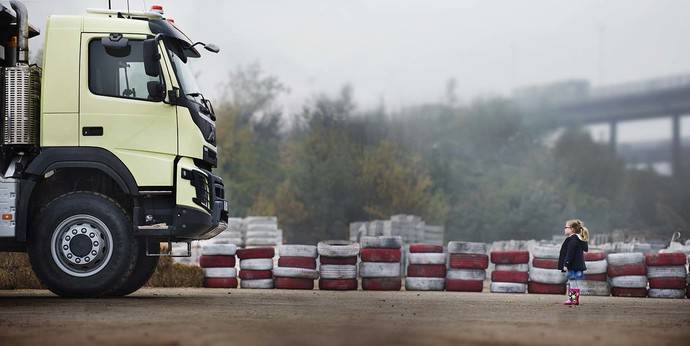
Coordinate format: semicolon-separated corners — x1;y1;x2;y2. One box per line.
172;169;228;240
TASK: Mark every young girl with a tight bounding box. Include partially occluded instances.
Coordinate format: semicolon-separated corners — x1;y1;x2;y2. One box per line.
557;219;589;306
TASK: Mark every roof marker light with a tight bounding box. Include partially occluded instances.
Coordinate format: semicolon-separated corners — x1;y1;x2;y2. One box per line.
150;5;164;15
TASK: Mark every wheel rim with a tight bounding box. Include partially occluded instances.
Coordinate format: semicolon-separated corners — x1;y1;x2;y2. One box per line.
50;214;113;277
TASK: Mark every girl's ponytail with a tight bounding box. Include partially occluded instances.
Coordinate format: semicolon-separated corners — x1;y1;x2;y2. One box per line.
580;226;589;241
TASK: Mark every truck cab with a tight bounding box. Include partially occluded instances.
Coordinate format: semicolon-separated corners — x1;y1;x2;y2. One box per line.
0;1;228;297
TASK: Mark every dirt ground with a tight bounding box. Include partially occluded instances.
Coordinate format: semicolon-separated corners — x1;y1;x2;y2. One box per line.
0;288;689;346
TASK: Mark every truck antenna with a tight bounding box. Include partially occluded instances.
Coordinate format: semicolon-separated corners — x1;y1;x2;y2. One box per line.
127;0;131;15
108;0;111;10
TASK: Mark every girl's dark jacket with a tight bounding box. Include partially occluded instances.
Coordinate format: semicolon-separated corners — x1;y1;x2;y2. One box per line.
557;234;588;272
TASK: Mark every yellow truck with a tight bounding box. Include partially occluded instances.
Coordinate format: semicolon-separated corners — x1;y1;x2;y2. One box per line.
0;1;228;297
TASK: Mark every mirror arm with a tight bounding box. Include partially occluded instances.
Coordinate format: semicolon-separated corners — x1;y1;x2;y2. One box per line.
168;87;180;105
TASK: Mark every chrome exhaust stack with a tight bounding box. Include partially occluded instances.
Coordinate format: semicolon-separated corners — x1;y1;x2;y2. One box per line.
1;1;39;147
9;0;29;64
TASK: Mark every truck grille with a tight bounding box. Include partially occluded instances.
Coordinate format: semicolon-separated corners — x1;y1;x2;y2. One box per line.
1;65;40;146
188;170;211;211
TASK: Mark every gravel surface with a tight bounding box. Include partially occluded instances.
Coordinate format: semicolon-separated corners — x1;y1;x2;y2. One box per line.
1;288;689;345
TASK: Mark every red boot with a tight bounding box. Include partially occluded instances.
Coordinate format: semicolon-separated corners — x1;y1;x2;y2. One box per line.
572;288;580;305
564;287;579;306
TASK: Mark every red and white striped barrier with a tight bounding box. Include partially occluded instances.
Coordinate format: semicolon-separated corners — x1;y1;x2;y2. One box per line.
200;244;238;288
237;247;275;289
608;253;647;297
359;236;402;291
446;241;488;292
646;252;687;299
490;251;528;293
318;241;360;290
274;245;319;290
405;243;446;291
528;246;565;295
573;251;610;296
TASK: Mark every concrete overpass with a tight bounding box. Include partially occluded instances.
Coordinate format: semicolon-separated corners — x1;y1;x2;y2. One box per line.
515;74;690;176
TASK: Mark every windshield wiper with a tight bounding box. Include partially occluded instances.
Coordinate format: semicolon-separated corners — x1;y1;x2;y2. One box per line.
186;92;215;121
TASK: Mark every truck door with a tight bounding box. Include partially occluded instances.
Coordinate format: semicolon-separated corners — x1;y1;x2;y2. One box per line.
79;33;177;187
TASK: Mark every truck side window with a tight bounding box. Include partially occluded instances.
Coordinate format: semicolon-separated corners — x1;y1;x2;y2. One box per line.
88;39;164;101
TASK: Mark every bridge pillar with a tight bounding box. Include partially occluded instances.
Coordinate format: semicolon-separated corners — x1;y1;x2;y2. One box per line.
672;114;681;177
609;120;617;152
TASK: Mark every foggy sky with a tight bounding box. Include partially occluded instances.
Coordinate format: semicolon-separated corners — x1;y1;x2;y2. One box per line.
15;0;690;113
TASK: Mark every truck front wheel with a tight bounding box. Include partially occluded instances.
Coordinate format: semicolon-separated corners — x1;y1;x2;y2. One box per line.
28;192;136;297
108;239;159;296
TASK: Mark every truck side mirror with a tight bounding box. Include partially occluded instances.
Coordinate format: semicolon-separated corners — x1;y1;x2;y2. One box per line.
204;43;220;53
147;81;165;102
143;38;161;77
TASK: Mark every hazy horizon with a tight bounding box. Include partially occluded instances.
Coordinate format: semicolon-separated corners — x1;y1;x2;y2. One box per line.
15;0;690;113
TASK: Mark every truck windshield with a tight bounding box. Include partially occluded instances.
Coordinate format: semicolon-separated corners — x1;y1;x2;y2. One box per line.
168;47;202;100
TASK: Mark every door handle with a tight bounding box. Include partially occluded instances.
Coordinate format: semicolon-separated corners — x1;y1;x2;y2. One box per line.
82;127;103;136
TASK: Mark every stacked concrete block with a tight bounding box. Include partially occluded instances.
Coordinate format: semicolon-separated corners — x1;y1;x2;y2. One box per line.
387;215;426;243
171;241;201;265
200;244;238;288
528;246;566;295
318;241;360;290
446;241;488;292
574;251;610;296
490;251;529;293
368;220;386;236
359;236;403;291
645;252;687;299
243;216;282;247
608;253;647;297
210;218;244;246
237;247;275;289
349;222;368;242
273;245;319;290
424;225;444;245
405;243;446;291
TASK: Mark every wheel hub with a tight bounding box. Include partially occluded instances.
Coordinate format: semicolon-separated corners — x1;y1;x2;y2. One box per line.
51;215;113;277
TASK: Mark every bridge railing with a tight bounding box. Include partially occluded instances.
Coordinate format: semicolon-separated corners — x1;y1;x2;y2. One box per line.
589;74;690;100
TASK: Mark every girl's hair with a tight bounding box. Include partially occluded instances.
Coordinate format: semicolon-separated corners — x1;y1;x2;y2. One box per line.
567;219;589;241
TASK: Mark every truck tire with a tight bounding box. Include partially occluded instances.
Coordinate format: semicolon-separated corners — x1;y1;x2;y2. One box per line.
447;241;487;254
359;262;401;278
359;248;402;262
446;269;486;281
584;251;607;261
490;251;529;264
645;253;687;266
359;236;403;249
448;254;489;269
361;277;402;291
408;253;446;265
404;277;445;291
607;263;646;277
407;264;447;278
527;282;566;295
607;252;644;266
531;258;559;269
445;279;483;292
108;239;159;296
490;282;526;293
569;280;610;296
528;267;567;284
491;270;529;283
494;263;529;272
409;243;444;253
28;192;136;297
584;259;608;274
531;246;560;259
